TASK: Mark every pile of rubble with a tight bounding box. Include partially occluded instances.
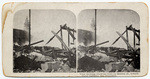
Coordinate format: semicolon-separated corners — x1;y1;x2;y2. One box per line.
13;45;76;73
78;46;140;72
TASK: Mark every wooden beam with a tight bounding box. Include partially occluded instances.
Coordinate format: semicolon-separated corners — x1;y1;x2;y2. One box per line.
30;40;44;46
68;31;70;47
112;30;126;45
116;31;134;51
66;27;76;40
51;31;70;51
73;31;74;43
60;26;63;49
61;24;76;32
127;25;140;40
127;25;140;32
126;26;129;50
88;41;109;51
46;29;61;44
134;29;136;48
138;32;140;45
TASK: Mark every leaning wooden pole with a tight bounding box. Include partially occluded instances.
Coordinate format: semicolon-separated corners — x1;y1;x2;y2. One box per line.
126;26;129;50
138;31;140;45
68;29;70;47
60;26;63;49
29;9;31;47
73;31;74;43
95;9;97;47
133;29;136;48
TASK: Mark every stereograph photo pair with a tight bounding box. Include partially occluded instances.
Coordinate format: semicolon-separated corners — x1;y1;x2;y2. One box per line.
2;2;149;77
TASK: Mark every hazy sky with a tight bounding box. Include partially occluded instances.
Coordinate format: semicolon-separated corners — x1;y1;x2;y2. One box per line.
78;9;140;49
14;9;76;48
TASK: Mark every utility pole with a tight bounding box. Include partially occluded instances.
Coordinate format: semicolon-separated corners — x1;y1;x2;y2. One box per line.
29;9;31;47
95;9;97;47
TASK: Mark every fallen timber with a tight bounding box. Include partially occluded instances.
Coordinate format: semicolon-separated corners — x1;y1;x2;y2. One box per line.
51;31;76;68
61;24;76;40
110;25;140;62
51;31;70;51
61;24;76;32
46;29;61;44
78;10;140;72
88;41;109;50
116;31;134;51
112;30;126;45
87;41;109;53
112;25;140;49
44;24;76;69
14;40;44;53
110;30;140;69
127;25;140;40
30;40;44;46
78;46;140;72
78;25;140;72
46;24;76;45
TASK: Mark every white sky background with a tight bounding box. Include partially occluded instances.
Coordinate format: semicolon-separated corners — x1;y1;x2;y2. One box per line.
14;9;140;49
78;9;140;49
14;9;76;48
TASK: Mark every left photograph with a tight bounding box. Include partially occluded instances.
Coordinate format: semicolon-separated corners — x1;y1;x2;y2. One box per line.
13;9;76;73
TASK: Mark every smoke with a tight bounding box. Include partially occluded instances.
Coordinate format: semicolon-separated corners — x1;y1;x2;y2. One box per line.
78;29;94;46
24;17;29;31
90;18;95;30
13;29;29;46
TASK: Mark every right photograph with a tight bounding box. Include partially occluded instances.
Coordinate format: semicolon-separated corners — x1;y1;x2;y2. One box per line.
77;9;140;72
